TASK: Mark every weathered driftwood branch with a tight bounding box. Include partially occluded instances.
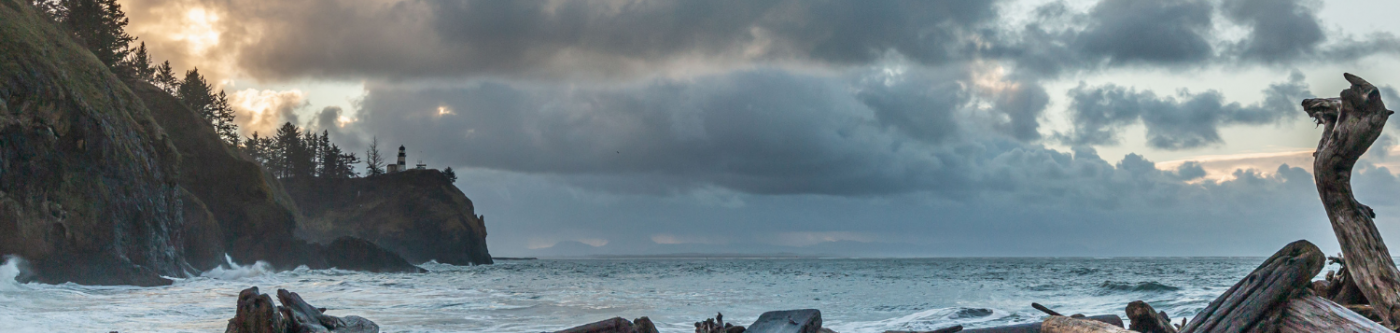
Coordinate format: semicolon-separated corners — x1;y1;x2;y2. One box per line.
225;287;378;333
960;315;1122;333
1126;301;1176;333
1279;295;1390;333
1305;73;1400;328
1179;240;1323;333
1040;316;1131;333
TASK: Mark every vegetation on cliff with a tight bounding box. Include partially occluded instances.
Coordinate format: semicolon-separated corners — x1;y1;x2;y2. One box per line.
0;0;187;285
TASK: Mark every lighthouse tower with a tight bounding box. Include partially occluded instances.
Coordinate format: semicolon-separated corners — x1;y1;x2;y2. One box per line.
388;145;407;173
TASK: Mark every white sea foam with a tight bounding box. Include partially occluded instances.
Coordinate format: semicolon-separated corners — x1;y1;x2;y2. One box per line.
201;254;275;280
0;255;26;291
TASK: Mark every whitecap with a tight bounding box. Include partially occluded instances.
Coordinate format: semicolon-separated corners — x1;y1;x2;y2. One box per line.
0;255;27;291
201;254;275;280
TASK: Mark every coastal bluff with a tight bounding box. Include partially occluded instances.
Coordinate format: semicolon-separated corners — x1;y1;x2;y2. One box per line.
0;0;187;286
284;169;494;266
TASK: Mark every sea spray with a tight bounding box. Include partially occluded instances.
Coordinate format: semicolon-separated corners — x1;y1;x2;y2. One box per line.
0;255;28;291
202;254;275;280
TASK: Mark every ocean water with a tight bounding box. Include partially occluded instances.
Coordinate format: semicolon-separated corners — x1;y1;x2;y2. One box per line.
0;256;1276;333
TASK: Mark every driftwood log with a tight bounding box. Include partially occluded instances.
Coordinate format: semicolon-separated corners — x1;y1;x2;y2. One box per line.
1039;316;1130;333
556;317;660;333
1279;295;1390;333
1304;73;1400;328
1125;301;1176;333
1179;240;1323;333
959;315;1122;333
224;287;379;333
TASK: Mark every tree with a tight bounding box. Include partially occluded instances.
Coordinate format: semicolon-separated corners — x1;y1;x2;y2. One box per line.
178;68;214;113
443;167;457;183
61;0;135;69
271;122;303;179
121;41;155;81
365;136;385;176
154;61;179;94
209;91;239;146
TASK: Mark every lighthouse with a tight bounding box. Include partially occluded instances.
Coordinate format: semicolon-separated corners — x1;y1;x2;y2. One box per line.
388;145;408;173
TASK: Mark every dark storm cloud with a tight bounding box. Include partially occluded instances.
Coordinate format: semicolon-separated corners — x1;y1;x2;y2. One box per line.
212;0;1000;81
1060;71;1312;149
1222;0;1325;63
1074;0;1215;66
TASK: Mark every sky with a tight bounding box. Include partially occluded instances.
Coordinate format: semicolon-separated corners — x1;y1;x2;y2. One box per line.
118;0;1400;257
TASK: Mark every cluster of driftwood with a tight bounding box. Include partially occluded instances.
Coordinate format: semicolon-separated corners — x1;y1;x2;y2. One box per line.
224;287;379;333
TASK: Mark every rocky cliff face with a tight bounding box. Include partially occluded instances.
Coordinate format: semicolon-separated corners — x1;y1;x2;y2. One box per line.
285;169;493;266
129;82;325;271
0;0;188;286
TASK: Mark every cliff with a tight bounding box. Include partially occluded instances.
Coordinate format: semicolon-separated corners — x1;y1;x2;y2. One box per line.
128;81;325;270
0;0;188;285
285;169;493;266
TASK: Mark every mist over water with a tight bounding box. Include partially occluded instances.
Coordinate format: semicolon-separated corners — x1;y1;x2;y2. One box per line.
0;257;1270;332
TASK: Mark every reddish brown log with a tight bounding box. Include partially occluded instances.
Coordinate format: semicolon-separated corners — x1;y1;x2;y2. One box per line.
1125;301;1176;333
1305;73;1400;328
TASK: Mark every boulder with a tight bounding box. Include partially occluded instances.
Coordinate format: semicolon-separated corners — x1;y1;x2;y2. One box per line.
0;0;189;285
284;170;492;266
746;309;822;333
322;237;426;273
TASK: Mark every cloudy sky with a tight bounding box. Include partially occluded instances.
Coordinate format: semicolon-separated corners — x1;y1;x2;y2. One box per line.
121;0;1400;257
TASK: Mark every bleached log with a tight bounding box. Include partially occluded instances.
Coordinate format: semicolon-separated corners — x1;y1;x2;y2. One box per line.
1041;316;1131;333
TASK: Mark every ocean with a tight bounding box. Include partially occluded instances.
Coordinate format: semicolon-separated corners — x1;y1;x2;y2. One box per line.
0;256;1277;332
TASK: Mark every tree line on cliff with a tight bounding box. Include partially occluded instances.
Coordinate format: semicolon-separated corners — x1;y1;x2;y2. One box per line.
26;0;463;182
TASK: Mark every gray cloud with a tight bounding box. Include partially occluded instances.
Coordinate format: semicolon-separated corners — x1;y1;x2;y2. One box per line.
1060;71;1311;149
1074;0;1215;66
192;0;1001;81
1222;0;1325;63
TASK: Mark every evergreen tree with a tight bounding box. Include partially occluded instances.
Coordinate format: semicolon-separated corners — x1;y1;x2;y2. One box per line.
365;136;385;176
272;122;303;179
121;41;155;81
154;61;179;94
178;68;214;113
209;91;239;146
61;0;135;69
443;167;457;183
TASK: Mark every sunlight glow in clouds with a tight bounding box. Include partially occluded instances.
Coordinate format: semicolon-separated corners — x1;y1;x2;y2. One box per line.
172;8;220;56
229;89;307;136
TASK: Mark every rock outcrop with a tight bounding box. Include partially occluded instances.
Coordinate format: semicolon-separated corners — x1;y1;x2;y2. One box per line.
0;0;188;286
285;169;493;266
322;237;426;273
129;81;324;271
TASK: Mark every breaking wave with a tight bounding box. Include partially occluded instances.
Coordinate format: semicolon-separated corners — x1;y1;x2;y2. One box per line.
0;255;25;291
201;254;275;280
1099;281;1181;292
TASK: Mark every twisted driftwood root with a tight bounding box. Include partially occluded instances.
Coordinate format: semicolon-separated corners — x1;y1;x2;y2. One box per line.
1305;73;1400;328
1126;301;1176;333
224;287;378;333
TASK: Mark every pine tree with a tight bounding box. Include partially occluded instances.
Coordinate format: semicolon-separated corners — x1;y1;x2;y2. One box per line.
210;91;239;146
365;136;385;176
154;61;179;94
62;0;135;69
443;167;457;183
121;41;155;81
272;122;302;179
178;68;214;115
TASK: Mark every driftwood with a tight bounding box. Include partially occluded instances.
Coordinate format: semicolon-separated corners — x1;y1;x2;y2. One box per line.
224;287;378;333
558;317;660;333
1039;316;1131;333
1279;295;1391;333
1305;73;1400;327
960;315;1122;333
1179;240;1323;333
1125;301;1176;333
